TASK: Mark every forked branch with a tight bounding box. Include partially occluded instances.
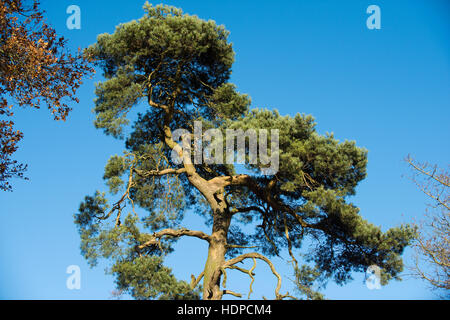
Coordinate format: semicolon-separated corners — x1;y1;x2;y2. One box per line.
223;252;288;299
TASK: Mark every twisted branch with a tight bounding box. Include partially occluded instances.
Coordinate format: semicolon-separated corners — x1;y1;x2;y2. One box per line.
137;228;211;252
223;252;287;299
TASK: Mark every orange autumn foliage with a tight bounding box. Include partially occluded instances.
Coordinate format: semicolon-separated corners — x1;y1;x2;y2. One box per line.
0;0;94;191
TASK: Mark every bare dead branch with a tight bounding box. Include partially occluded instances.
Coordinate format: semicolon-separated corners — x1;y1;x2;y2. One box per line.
406;155;450;187
222;290;242;298
223;252;288;299
138;227;211;251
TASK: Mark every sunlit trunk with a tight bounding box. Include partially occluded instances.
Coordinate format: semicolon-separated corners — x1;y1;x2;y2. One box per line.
202;205;231;300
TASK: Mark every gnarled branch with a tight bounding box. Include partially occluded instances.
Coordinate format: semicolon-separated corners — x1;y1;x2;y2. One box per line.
137;227;211;252
222;290;242;298
223;252;287;299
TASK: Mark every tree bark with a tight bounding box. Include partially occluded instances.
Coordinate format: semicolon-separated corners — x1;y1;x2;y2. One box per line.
202;198;231;300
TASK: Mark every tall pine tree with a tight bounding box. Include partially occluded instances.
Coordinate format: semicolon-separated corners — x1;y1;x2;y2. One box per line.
75;3;416;300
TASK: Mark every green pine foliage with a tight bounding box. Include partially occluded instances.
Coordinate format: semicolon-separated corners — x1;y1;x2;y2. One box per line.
74;3;416;300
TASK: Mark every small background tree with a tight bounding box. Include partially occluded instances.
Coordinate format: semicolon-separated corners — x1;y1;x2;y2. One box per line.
405;156;449;298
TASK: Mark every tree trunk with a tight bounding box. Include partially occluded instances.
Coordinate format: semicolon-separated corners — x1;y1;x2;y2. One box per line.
202;205;231;300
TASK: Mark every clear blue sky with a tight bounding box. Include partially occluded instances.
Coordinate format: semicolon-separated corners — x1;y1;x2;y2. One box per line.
1;0;449;300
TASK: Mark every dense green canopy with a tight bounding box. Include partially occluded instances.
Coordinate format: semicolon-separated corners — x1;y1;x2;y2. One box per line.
75;3;416;300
